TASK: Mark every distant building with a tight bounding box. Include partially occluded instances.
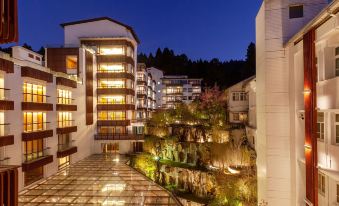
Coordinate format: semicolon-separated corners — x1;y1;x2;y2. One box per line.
226;76;256;148
136;63;156;120
161;75;202;109
147;67;164;108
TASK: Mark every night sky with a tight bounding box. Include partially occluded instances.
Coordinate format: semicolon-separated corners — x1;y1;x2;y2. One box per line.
10;0;262;61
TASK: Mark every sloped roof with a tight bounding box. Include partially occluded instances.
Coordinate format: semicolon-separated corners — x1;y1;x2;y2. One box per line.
60;17;140;44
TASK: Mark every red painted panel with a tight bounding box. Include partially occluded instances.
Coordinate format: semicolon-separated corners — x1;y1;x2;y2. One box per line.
303;30;318;206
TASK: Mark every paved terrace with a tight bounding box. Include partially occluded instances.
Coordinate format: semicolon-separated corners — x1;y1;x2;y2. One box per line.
19;154;179;205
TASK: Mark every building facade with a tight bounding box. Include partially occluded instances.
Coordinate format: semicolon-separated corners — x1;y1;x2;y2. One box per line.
0;17;146;191
136;63;156;121
256;0;338;205
160;75;202;109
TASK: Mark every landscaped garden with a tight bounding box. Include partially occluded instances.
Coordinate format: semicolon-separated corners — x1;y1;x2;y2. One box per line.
129;86;257;206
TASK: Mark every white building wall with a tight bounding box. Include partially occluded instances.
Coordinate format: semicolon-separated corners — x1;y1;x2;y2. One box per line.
256;0;328;205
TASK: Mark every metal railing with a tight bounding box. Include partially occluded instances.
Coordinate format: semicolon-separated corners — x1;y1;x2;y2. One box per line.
98;101;126;104
0;123;11;136
57;97;75;105
57;120;75;128
23;122;50;132
58;140;76;151
0;88;11;100
95;133;143;140
23;93;50;103
23;147;50;163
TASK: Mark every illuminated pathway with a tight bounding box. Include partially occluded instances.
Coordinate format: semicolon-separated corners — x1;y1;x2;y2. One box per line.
19;154;180;205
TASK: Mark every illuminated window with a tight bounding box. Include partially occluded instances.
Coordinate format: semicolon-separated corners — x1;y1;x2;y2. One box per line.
66;56;77;69
58;156;70;169
318;173;326;196
98;111;125;120
317;112;325;140
58;112;73;128
23;83;47;103
98;126;126;134
57;89;72;104
99;46;124;55
98;63;125;73
98;80;125;88
23;139;44;162
233;113;240;121
98;96;125;104
23;112;46;132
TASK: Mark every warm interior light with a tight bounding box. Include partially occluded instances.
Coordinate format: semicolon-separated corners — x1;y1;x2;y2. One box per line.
304;144;312;150
100;47;124;55
101;183;126;192
227;166;241;174
102;199;126;206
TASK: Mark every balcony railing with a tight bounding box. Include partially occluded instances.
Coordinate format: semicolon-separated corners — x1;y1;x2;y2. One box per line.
0;123;11;136
98;101;126;105
23;93;49;103
58;140;75;151
0;88;11;100
0;157;10;165
57;120;75;128
23;122;50;133
97;85;126;89
95;133;143;140
57;97;75;105
23;147;50;163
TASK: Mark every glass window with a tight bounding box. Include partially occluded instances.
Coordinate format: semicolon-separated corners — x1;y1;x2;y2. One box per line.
58;112;73;128
317;112;325;140
23;112;46;132
335;47;339;76
23;83;47;103
23;139;44;162
337;184;339;203
66;56;77;70
98;95;126;104
98;79;125;88
99;46;124;55
24;166;43;186
233;113;240;121
289;5;303;19
57;89;72;104
336;114;339;144
98;111;125;120
318;173;326;196
98;63;125;73
58;156;70;169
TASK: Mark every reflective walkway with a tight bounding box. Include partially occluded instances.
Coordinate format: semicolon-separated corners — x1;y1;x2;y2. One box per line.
19;154;179;205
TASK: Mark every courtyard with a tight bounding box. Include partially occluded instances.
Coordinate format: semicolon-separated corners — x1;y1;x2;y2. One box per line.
18;154;180;206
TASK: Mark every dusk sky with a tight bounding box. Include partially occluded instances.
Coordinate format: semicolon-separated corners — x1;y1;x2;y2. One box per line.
12;0;262;61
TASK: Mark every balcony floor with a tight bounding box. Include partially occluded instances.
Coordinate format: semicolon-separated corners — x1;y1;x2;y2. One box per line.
18;154;179;205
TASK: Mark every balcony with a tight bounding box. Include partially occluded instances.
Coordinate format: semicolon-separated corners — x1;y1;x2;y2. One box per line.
56;120;77;134
0;57;14;73
56;76;77;88
0;157;10;166
22;148;53;172
97;120;130;127
56;98;77;111
22;122;53;141
97;72;134;80
57;141;77;158
0;124;14;147
0;88;14;110
21;66;53;83
97;103;135;110
22;94;53;111
96;55;134;65
97;88;135;95
137;91;147;99
94;133;144;140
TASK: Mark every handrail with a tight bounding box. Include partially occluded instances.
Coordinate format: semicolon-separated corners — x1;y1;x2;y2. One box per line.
23;122;50;132
23;147;51;163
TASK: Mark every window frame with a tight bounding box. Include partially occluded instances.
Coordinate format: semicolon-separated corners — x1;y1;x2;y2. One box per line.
317;112;325;141
289;4;304;19
318;172;326;196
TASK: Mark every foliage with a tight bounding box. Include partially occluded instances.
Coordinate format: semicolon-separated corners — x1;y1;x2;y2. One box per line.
130;153;157;180
138;43;256;89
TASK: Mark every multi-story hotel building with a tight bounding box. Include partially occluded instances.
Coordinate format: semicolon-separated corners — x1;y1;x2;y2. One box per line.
159;75;202;109
0;17;146;192
256;0;339;205
136;63;156;120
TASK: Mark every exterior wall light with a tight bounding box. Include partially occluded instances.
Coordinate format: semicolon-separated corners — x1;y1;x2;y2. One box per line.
303;89;311;95
304;144;312;150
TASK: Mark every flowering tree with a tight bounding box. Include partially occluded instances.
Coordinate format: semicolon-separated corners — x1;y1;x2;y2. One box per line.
199;85;228;127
